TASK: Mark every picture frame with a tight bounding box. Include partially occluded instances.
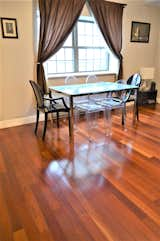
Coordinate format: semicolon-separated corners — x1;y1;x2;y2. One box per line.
130;21;150;43
1;18;18;38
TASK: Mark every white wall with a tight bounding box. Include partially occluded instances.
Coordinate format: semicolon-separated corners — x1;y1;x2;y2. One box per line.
122;3;160;79
155;30;160;99
0;33;2;120
0;1;34;121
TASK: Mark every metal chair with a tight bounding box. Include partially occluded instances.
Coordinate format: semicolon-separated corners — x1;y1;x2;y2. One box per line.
126;73;142;120
29;80;70;140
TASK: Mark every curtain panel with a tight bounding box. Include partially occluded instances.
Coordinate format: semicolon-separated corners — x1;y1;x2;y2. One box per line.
37;0;85;92
88;0;125;79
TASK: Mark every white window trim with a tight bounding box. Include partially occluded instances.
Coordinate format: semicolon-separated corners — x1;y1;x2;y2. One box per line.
47;71;117;79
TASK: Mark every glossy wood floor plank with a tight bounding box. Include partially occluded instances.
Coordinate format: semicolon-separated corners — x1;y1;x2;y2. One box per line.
0;105;160;240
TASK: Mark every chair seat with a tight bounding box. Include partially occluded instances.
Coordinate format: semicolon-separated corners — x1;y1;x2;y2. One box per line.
96;98;123;109
65;96;88;108
127;94;135;101
42;103;69;113
76;102;104;112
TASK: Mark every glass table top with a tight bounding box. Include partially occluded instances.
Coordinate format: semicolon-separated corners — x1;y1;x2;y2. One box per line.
49;82;138;97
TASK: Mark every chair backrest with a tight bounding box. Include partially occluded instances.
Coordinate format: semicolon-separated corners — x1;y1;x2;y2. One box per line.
86;75;98;83
116;79;126;84
29;80;44;108
127;73;141;87
121;90;132;103
65;75;78;85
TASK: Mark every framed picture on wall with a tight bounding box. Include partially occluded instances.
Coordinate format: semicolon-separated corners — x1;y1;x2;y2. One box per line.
1;18;18;38
130;21;150;43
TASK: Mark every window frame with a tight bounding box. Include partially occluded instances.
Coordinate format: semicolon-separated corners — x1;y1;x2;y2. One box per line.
46;17;110;76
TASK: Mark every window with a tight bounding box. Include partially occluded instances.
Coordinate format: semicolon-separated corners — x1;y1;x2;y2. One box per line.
77;17;109;73
47;33;74;74
43;5;118;76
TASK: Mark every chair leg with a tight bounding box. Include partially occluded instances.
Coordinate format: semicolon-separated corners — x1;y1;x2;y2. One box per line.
42;113;48;140
122;106;126;126
35;109;39;134
68;111;71;131
136;101;139;121
104;108;112;136
86;111;92;141
56;112;60;128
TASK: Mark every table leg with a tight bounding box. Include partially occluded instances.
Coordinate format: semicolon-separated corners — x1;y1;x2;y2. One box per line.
69;96;74;137
136;89;139;121
133;89;138;124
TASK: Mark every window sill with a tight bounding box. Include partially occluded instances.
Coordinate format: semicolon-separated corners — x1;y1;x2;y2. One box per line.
47;71;117;79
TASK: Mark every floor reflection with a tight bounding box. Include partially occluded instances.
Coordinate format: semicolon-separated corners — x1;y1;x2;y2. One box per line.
37;122;129;189
45;138;112;180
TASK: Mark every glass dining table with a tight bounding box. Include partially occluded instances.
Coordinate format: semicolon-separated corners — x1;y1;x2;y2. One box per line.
49;82;138;138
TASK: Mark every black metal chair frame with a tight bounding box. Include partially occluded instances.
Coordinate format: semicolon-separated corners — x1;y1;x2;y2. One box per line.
29;80;70;140
126;73;142;121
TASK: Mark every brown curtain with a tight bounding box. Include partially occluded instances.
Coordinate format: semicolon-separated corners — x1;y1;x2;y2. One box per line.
88;0;125;79
37;0;85;93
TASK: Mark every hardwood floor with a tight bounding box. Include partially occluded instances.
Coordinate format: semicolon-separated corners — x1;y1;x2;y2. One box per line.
0;105;160;241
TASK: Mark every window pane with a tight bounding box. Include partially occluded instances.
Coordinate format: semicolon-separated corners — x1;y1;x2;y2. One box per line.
85;22;93;35
101;49;107;59
79;49;86;60
94;49;101;59
57;61;65;73
57;49;65;60
78;48;109;72
87;61;93;71
94;61;101;71
66;62;74;73
78;36;86;46
101;60;107;70
49;55;56;61
93;37;101;47
100;37;106;47
47;61;56;74
85;36;92;46
79;61;87;72
78;21;93;47
87;49;93;60
65;48;73;61
63;33;72;47
78;22;85;35
93;24;100;36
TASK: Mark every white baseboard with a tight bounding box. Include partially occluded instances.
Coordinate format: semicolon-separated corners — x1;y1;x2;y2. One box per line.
0;112;67;129
157;98;160;104
0;114;44;129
